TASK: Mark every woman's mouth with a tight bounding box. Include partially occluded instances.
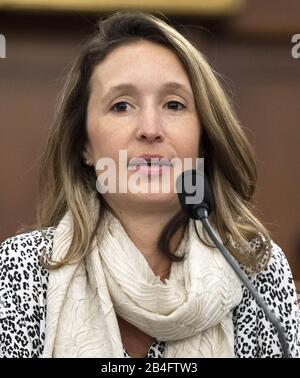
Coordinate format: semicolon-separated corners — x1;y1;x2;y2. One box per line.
129;157;173;176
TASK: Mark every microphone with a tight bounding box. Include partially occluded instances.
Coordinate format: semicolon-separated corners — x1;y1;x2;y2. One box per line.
176;169;289;358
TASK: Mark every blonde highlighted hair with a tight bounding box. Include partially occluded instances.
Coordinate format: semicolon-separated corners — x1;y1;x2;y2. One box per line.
38;10;271;271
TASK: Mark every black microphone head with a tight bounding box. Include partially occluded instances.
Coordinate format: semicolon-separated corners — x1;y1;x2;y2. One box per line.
176;169;214;219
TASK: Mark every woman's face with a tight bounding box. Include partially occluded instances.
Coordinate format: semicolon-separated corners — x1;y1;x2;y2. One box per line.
85;40;201;213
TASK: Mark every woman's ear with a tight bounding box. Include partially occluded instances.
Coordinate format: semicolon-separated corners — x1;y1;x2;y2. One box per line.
82;144;94;167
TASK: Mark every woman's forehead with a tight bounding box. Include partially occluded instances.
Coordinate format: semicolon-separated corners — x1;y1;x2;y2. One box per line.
89;41;191;93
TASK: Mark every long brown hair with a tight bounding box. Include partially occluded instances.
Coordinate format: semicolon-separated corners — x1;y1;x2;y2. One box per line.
38;10;271;272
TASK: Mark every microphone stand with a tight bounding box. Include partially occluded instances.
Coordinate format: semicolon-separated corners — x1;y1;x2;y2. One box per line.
195;206;290;358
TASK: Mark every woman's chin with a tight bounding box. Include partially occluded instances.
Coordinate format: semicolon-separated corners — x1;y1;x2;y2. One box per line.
125;190;176;201
109;191;178;210
123;192;179;213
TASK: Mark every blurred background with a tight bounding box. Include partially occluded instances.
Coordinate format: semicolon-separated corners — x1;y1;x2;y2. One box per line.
0;0;299;292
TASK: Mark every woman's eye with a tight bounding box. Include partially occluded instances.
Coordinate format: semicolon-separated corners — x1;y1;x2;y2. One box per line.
166;101;186;111
110;100;186;113
111;101;130;112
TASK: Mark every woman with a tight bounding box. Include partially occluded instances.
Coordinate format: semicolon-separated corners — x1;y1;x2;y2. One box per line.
0;11;299;358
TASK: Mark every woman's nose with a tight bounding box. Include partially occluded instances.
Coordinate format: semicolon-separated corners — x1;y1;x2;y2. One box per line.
136;107;164;143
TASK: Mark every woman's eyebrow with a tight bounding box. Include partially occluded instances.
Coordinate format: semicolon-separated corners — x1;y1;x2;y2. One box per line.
101;81;194;102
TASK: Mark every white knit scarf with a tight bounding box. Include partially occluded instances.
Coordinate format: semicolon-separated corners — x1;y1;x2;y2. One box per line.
42;205;242;358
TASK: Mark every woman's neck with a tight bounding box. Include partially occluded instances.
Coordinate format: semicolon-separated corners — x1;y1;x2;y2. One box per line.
107;206;185;275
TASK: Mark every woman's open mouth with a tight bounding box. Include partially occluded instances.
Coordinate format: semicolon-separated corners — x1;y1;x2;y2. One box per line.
128;157;173;176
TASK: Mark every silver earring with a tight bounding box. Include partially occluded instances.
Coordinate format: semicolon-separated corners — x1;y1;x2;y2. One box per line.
85;160;92;166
